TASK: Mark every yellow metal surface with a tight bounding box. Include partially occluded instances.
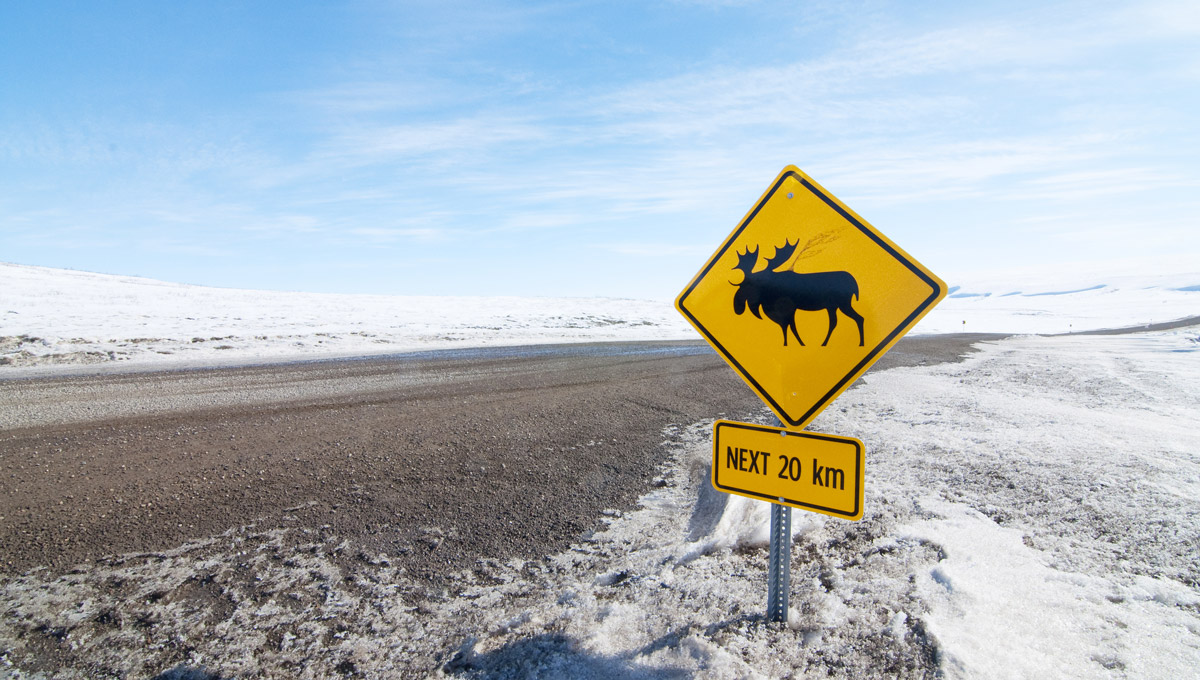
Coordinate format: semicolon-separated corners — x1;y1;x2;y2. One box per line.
677;165;946;429
712;420;864;520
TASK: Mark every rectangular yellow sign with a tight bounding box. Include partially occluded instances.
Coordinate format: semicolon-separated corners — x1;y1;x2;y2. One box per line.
712;420;864;520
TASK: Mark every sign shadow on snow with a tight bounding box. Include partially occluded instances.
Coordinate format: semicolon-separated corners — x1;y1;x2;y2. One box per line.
686;462;729;542
443;633;692;679
151;665;227;680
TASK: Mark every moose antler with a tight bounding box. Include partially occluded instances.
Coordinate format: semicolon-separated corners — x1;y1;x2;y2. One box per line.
765;240;799;272
763;233;839;272
733;246;759;273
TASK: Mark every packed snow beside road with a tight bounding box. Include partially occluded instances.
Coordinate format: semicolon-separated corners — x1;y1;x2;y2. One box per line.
2;262;1198;372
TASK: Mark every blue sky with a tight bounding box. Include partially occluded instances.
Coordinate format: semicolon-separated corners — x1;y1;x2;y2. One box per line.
2;0;1198;299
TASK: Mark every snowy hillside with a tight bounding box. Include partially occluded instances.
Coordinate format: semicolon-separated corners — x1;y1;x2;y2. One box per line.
2;262;1198;372
920;270;1200;335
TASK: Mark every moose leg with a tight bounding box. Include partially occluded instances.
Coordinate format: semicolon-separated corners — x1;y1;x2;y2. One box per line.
822;308;838;346
841;303;865;347
789;318;805;346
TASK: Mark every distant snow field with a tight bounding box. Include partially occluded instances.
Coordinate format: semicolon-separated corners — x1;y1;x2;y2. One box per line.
0;263;687;373
2;262;1198;373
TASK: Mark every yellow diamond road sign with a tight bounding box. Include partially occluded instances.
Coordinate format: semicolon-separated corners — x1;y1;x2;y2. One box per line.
677;165;947;429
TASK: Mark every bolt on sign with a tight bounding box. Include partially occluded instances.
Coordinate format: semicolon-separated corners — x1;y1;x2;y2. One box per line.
713;420;864;520
676;165;947;430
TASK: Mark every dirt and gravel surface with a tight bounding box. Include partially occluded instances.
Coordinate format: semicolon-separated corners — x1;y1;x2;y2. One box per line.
0;336;994;579
0;334;997;677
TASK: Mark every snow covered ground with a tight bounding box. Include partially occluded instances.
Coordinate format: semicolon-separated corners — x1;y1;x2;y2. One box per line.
2;262;1198;373
0;263;688;373
421;328;1200;678
3;326;1197;678
2;262;1199;678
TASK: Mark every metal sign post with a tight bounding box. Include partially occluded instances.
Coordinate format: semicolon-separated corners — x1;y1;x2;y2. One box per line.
767;502;792;623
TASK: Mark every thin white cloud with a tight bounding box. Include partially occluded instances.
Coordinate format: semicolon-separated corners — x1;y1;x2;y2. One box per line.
139;238;233;258
811;135;1111;201
240;214;325;235
347;227;444;242
1021;168;1193;202
666;0;762;7
597;242;714;258
314;116;549;168
290;80;460;116
1110;0;1200;38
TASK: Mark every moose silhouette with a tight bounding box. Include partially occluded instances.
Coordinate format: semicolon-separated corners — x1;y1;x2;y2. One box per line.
732;240;865;347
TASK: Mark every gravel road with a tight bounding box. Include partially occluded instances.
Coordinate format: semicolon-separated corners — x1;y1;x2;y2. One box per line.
0;335;996;582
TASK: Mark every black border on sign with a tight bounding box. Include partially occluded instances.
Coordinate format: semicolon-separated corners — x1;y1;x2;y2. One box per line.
678;170;944;428
712;420;863;518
